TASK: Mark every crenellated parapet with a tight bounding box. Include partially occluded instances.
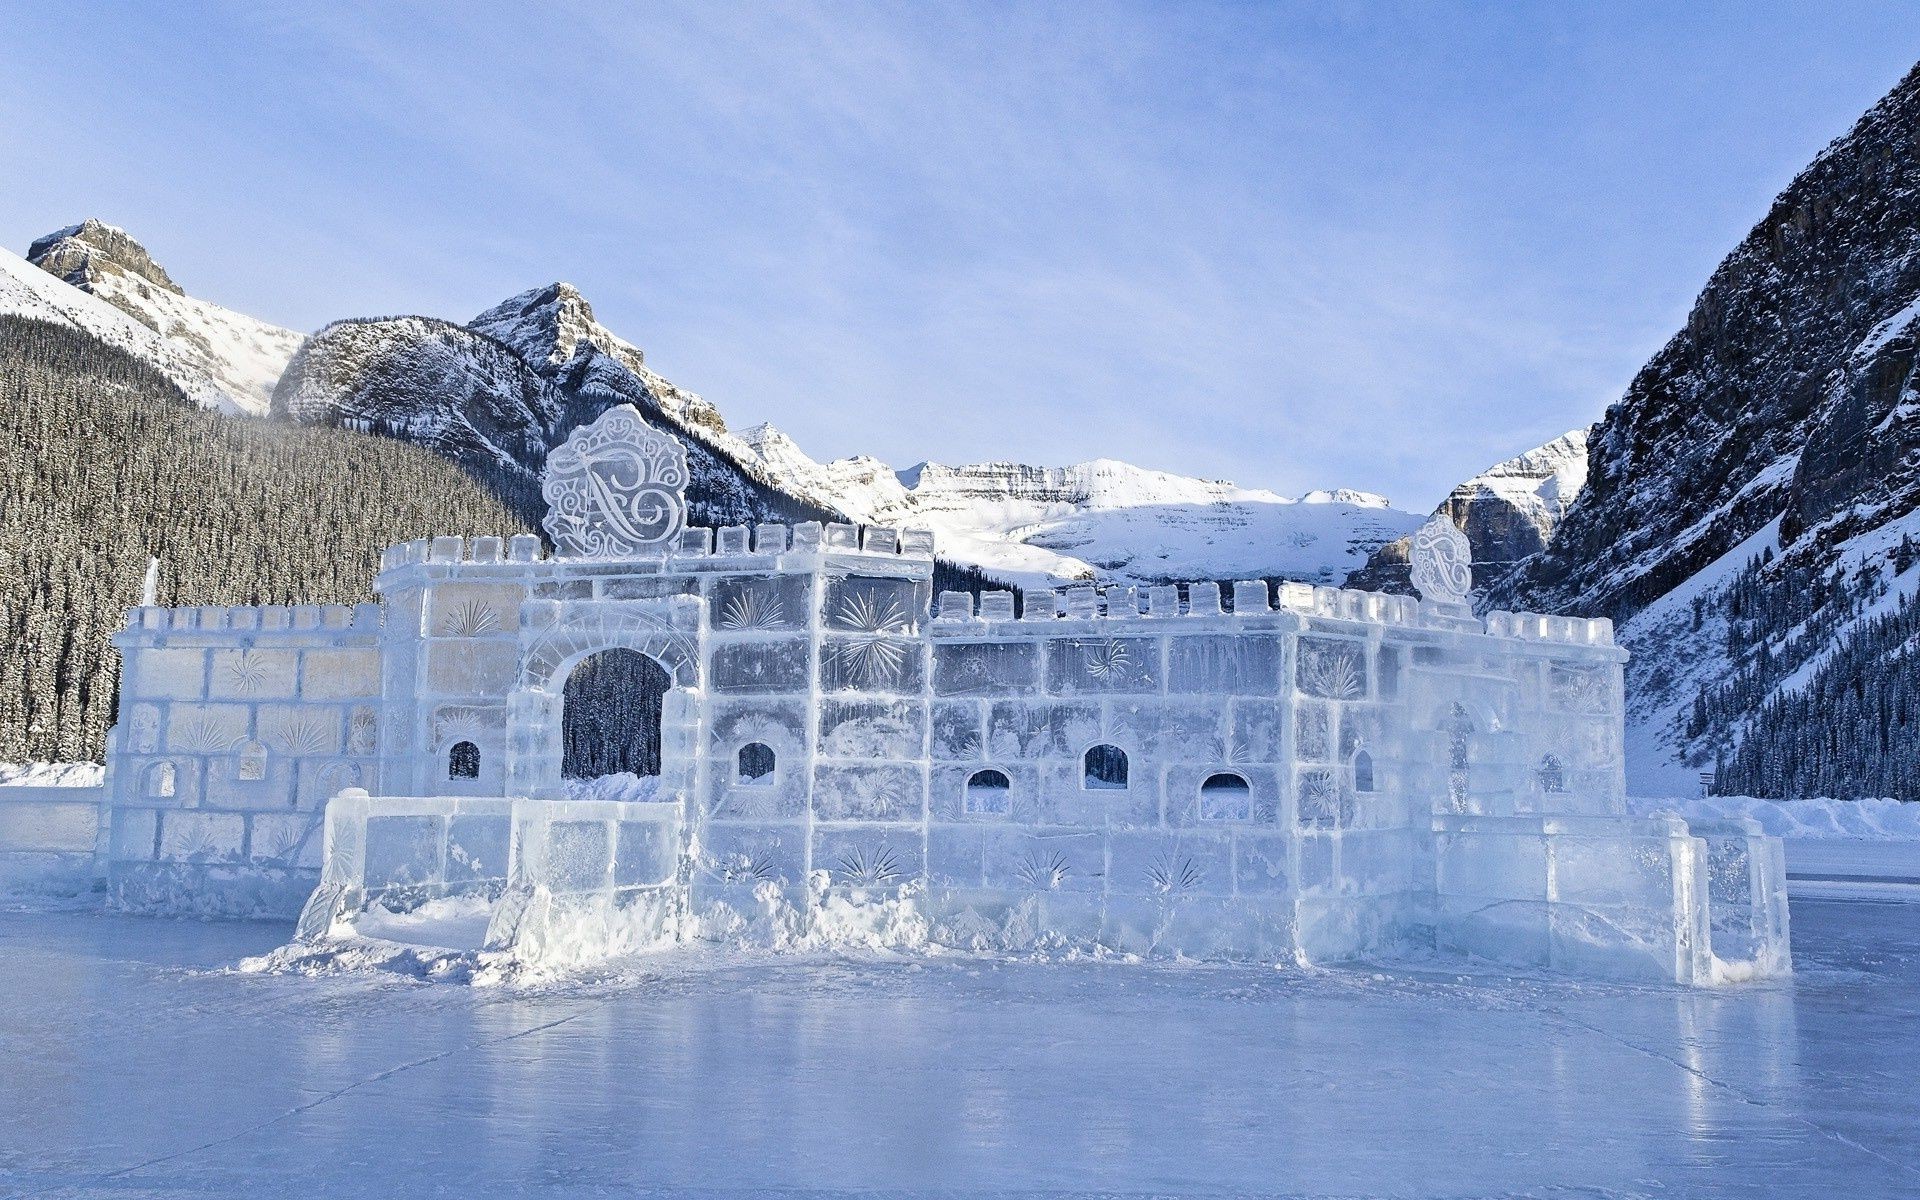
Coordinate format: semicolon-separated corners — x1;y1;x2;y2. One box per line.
377;521;936;576
118;603;382;637
932;580;1615;647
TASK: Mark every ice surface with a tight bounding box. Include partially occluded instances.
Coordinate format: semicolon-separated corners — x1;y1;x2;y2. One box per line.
0;898;1912;1197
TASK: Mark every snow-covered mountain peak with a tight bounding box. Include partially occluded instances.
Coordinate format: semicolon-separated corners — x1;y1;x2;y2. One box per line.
24;221;302;415
27;219;182;295
0;242;227;409
468;282;726;436
1301;488;1392;508
470;281;644;374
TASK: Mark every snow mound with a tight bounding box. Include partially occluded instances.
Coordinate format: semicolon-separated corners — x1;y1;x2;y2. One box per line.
0;761;104;788
1628;794;1920;840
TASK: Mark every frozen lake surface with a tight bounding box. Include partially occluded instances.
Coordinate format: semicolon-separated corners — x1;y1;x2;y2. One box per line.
2;898;1918;1199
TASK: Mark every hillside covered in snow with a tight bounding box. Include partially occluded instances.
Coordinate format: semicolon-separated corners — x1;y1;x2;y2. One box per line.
25;220;302;415
737;423;1419;588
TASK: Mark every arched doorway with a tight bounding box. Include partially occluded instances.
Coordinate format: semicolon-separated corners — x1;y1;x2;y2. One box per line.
562;648;672;780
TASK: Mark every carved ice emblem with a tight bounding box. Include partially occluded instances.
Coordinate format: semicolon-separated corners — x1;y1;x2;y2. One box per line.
1410;514;1473;605
541;405;689;558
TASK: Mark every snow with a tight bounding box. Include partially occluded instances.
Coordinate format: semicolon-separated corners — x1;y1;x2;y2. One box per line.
1630;794;1920;841
0;899;1914;1196
1451;428;1589;535
0;761;103;788
738;423;1420;588
75;264;302;415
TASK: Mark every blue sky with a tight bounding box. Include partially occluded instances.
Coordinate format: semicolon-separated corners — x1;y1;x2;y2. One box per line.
3;2;1915;510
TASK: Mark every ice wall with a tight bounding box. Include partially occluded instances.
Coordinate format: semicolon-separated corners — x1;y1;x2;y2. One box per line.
104;603;382;914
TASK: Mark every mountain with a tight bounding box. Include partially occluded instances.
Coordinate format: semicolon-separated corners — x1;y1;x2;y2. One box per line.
1348;430;1588;596
26;220;302;414
468;282;726;437
737;423;1419;588
1491;62;1920;798
0;243;233;411
273;288;840;531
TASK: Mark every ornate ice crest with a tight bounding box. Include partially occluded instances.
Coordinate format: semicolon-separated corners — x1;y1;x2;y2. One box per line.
1409;514;1473;606
541;405;689;558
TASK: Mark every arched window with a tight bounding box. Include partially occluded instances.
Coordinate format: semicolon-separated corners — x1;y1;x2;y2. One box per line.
1199;772;1252;821
1537;754;1566;794
1083;743;1128;789
448;740;480;780
965;768;1011;816
238;740;267;781
563;648;671;779
1352;749;1375;793
738;742;776;784
145;760;176;798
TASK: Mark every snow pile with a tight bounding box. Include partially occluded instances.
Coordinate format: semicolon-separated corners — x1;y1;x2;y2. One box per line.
0;762;104;788
1629;794;1920;840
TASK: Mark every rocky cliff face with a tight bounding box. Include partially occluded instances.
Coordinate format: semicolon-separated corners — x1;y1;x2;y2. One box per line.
1489;62;1920;797
25;220;303;414
1493;65;1920;623
1349;430;1588;596
738;423;1418;588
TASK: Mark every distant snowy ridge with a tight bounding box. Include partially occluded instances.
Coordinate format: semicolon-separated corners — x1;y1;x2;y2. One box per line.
25;220;302;415
738;422;1416;588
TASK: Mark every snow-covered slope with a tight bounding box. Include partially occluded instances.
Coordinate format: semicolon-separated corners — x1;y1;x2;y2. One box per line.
738;423;1418;588
26;220;301;415
0;243;230;410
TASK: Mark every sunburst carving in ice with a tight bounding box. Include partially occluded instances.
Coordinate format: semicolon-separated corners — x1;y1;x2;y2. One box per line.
1083;639;1132;682
439;599;500;637
222;650;272;695
718;589;787;632
830;592;910;686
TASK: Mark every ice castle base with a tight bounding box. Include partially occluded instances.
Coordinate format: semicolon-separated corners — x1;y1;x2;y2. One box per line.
291;790;1790;984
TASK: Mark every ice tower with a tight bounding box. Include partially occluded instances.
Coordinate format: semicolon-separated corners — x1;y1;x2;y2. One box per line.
97;404;1790;983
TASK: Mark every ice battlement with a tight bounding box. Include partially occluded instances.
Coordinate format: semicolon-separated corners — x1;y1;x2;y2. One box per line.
376;521;936;574
118;602;382;636
934;580;1615;647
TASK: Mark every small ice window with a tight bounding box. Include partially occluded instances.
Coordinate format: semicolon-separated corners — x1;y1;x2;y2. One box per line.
1083;743;1128;789
145;760;176;798
238;740;267;781
738;742;776;784
965;768;1011;815
448;740;480;780
1199;772;1252;821
1352;749;1375;793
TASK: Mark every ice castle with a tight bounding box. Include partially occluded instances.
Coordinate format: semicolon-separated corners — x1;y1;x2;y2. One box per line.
100;405;1789;983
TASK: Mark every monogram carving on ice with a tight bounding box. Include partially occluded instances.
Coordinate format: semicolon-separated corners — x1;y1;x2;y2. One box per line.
541;405;690;558
1410;514;1473;606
